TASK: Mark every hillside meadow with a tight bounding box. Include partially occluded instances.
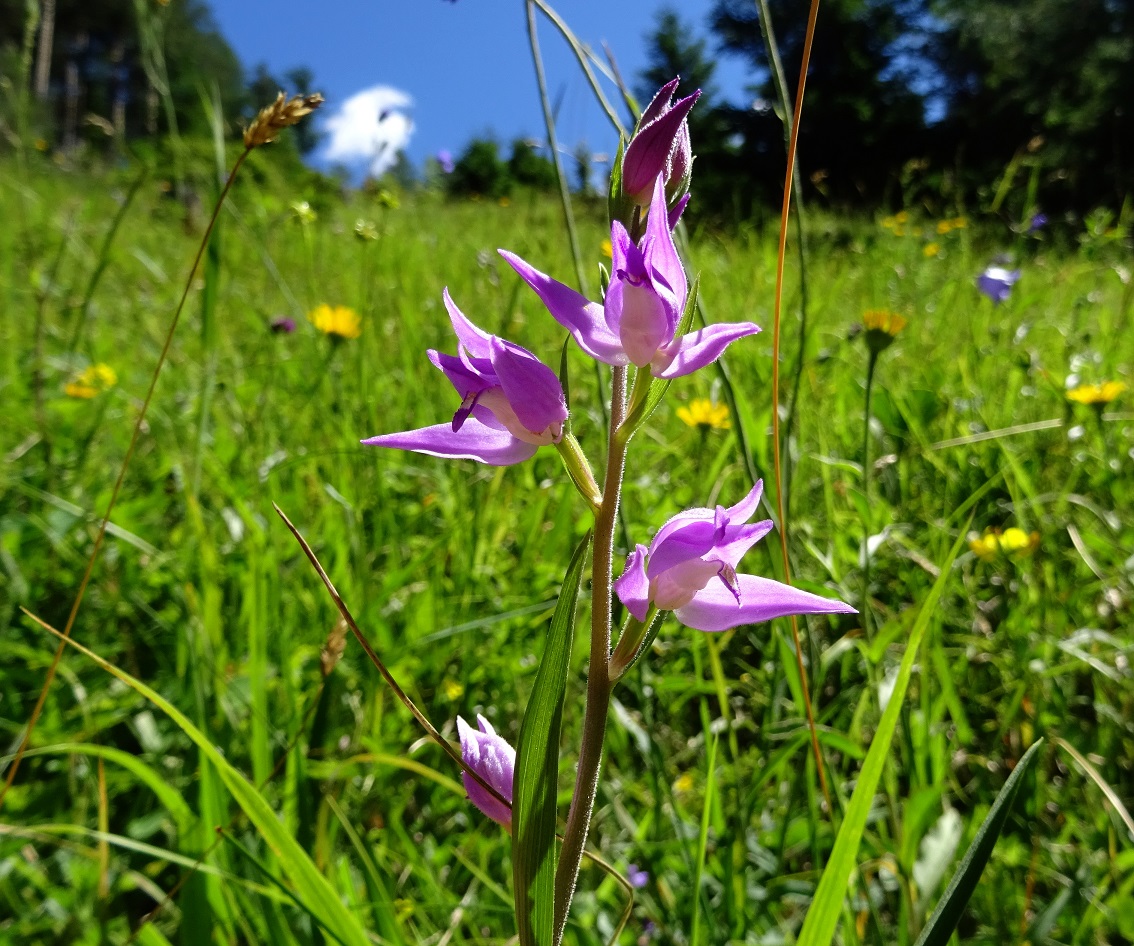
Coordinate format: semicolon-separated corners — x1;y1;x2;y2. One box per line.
1;150;1132;944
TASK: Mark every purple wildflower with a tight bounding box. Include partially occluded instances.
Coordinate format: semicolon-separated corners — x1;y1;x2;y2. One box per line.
977;265;1021;305
627;864;649;889
614;481;856;632
270;316;296;334
362;290;567;466
500;177;758;379
623;78;699;207
457;715;514;828
437;149;455;174
1028;213;1048;233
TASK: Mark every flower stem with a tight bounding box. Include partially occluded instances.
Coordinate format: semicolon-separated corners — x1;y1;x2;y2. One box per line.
861;350;878;643
552;365;628;941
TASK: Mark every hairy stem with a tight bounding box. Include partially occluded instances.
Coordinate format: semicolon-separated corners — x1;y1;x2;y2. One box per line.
552;365;628;941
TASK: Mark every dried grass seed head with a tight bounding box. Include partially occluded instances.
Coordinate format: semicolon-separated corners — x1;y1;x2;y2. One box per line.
244;91;324;149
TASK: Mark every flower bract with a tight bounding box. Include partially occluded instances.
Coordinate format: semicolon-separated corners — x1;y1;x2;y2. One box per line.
614;481;856;632
362;290;567;466
457;715;514;828
501;178;759;380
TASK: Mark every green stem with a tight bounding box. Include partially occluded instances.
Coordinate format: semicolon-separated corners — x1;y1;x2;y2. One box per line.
861;350;878;642
552;365;628;941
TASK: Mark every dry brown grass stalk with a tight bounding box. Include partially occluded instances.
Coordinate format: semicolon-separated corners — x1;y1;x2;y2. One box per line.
243;91;324;149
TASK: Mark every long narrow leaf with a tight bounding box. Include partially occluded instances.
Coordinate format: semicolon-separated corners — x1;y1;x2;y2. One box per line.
796;527;967;946
914;738;1043;946
512;532;590;946
25;611;373;946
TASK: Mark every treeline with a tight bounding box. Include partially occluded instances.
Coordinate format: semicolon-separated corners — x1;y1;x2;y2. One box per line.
0;0;313;156
647;0;1132;215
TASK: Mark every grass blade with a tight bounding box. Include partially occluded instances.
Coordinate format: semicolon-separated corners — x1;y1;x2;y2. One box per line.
914;738;1044;946
512;531;590;946
796;526;967;946
23;608;373;946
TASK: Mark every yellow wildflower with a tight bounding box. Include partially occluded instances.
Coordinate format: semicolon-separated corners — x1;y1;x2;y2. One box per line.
894;210;909;224
354;218;379;241
923;242;940;257
862;310;907;355
64;363;117;399
309;304;362;340
676;398;731;431
1066;381;1126;406
440;679;465;701
950;216;968;229
673;773;695;795
600;238;613;259
970;527;1039;562
935;220;953;235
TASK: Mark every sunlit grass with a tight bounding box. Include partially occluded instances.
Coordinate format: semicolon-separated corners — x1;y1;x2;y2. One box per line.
1;155;1131;943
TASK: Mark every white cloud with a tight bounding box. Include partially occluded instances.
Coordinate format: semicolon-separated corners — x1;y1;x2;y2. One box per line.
323;85;414;177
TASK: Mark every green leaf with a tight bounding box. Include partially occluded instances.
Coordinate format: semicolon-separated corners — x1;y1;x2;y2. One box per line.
796;527;967;946
914;738;1044;946
36;622;373;946
512;532;590;946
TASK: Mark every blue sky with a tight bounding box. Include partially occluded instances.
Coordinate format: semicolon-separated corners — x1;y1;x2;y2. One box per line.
210;1;753;175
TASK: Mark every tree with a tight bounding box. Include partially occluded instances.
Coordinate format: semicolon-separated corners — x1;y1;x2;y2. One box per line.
710;0;929;202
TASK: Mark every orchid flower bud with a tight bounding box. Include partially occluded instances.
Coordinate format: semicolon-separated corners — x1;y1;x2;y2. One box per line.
622;78;700;208
457;715;515;828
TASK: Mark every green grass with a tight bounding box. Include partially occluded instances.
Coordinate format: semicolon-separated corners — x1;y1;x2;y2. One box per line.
1;150;1132;945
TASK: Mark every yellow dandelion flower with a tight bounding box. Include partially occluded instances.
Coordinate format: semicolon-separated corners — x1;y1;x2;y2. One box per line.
935;220;953;235
440;679;465;701
309;304;362;340
65;363;117;399
1066;381;1126;406
673;773;695;795
862;310;907;355
950;216;968;229
676;398;731;431
923;242;941;257
600;238;613;259
969;531;999;562
894;210;909;224
970;527;1039;562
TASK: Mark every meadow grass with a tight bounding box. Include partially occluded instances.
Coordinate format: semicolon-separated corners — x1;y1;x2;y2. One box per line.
1;152;1132;944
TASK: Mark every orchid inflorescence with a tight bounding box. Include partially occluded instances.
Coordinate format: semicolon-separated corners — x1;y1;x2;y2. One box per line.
361;78;855;937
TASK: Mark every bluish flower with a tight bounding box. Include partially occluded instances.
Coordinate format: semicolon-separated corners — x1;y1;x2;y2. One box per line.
437;149;455;174
501;177;758;379
977;265;1021;305
627;863;649;889
614;481;856;632
457;715;514;828
362;290;567;465
1028;213;1048;233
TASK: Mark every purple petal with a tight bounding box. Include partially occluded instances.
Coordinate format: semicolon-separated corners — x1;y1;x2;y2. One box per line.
712;520;775;569
639;77;680;126
645;518;720;579
443;288;493;359
618;281;674;367
725;480;763;523
623;91;700;199
458;715;515;828
489;337;567;434
428;349;490;399
643;175;687;303
654;321;762;379
614;544;651;621
362;418;538;466
668;194;690;231
675;574;857;633
499;250;628;366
